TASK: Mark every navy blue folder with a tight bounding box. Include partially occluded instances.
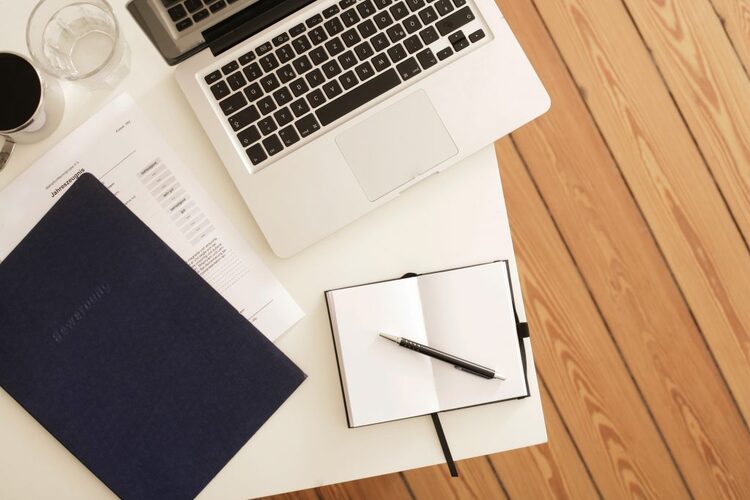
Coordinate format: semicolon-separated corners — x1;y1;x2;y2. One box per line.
0;173;306;499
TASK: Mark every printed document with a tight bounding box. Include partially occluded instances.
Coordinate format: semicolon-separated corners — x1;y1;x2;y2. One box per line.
0;94;303;341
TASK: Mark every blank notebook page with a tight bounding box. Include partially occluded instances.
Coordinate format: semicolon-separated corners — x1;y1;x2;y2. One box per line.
327;261;527;427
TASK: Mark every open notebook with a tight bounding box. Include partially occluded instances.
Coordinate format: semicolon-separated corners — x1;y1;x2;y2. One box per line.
326;261;529;428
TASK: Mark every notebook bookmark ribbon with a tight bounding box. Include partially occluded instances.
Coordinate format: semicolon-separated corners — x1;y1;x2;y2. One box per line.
430;413;459;477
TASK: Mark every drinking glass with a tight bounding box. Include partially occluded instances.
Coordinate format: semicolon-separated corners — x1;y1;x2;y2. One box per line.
26;0;130;86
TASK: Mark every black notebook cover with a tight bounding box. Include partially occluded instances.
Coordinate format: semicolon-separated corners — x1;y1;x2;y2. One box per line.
0;173;306;499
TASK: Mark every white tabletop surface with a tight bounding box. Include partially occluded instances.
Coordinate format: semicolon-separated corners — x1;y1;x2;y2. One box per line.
0;1;546;498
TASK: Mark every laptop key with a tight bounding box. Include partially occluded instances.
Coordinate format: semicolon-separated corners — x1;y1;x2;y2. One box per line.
374;0;393;9
219;92;247;116
277;64;296;84
289;23;306;37
246;144;267;165
323;5;340;18
209;0;226;13
237;125;261;147
258;117;278;135
403;15;422;34
317;68;400;126
372;52;391;71
229;105;260;131
358;19;377;38
296;114;321;137
292;35;312;54
176;18;193;31
290;78;310;97
416;48;437;69
355;61;375;80
418;5;438;25
341;9;360;27
226;72;246;91
324;17;344;36
260;53;279;72
403;35;423;54
185;0;202;13
192;9;209;22
322;59;342;78
338;50;357;69
406;0;425;12
449;31;469;51
390;1;409;20
354;41;374;60
434;0;453;16
387;44;407;63
386;24;406;42
419;26;439;45
260;74;280;92
244;82;264;101
210;81;230;100
339;70;359;90
323;80;344;99
325;37;345;56
310;46;329;65
239;51;256;65
276;44;295;63
453;0;467;6
436;46;453;60
374;11;394;29
305;68;325;88
221;60;239;75
356;0;376;18
435;6;474;36
273;33;290;46
396;56;421;80
167;4;187;21
469;29;485;43
273;87;294;105
278;125;300;146
371;32;391;51
307;89;327;108
204;70;222;85
306;13;324;27
243;62;262;81
291;97;311;117
292;54;312;74
342;28;361;47
258;96;277;115
309;26;328;45
274;107;294;127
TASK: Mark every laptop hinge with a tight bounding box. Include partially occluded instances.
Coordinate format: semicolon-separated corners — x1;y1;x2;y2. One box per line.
203;0;317;57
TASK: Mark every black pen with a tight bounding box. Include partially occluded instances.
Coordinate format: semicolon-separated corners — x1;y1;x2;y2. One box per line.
379;333;505;380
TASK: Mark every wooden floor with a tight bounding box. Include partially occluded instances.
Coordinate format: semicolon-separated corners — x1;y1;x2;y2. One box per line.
266;0;750;498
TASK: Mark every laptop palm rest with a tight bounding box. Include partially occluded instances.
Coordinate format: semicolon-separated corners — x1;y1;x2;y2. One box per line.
335;90;458;201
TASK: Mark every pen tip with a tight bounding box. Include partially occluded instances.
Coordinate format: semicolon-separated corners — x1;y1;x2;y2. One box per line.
493;374;506;381
379;333;400;343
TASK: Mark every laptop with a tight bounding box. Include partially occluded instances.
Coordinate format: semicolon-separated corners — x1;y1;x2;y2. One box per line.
128;0;550;257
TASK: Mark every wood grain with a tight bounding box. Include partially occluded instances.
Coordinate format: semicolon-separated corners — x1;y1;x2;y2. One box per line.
622;0;750;256
489;379;599;500
710;0;750;74
402;457;507;499
494;138;688;498
316;473;412;500
531;0;750;423
495;0;750;497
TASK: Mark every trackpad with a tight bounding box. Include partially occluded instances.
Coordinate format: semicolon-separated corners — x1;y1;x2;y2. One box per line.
336;91;458;201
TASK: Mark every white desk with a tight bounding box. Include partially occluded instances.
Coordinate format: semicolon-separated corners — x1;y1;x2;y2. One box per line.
0;1;546;498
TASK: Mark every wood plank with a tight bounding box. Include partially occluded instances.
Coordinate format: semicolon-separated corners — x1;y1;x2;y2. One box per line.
529;0;750;423
710;0;750;73
622;0;750;254
490;145;688;496
489;378;599;500
263;489;320;500
316;473;412;500
495;1;750;498
403;457;507;499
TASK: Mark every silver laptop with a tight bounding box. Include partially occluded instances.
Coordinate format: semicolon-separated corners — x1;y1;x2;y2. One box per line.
128;0;550;257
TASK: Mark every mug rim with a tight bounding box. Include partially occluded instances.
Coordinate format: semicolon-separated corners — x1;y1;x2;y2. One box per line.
26;0;121;81
0;51;45;135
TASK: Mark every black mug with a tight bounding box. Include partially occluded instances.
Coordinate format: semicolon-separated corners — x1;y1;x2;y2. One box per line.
0;52;55;171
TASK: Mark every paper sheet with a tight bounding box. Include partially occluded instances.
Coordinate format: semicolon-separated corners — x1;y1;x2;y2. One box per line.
0;94;303;341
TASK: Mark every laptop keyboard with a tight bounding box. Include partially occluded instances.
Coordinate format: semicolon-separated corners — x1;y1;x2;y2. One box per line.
161;0;241;32
203;0;487;169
